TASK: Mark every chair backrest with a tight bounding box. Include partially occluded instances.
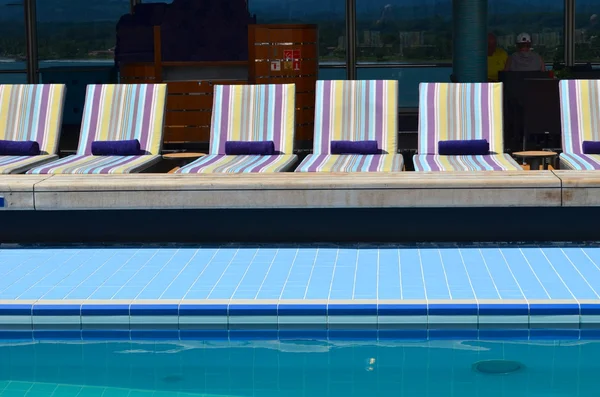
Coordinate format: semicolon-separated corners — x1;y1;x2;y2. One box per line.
209;84;295;155
0;84;66;155
78;84;166;155
418;83;504;155
559;79;600;154
313;80;398;154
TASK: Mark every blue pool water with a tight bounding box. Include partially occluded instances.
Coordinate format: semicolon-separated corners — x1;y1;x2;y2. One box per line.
0;340;597;396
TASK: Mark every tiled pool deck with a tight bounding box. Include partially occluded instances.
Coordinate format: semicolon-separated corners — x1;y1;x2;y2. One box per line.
1;244;599;340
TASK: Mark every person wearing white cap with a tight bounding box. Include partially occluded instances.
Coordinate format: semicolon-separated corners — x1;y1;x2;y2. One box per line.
504;32;545;72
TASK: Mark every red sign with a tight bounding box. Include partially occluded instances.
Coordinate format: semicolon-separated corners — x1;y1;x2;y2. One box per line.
293;49;301;70
282;49;301;70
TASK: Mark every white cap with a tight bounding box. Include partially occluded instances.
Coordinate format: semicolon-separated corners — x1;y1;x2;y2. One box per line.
516;32;532;44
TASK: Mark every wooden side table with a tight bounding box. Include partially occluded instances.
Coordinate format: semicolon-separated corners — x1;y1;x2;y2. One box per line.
513;151;558;170
162;152;206;173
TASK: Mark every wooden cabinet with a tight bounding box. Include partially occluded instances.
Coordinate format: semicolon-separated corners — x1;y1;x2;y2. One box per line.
248;24;319;144
120;24;319;147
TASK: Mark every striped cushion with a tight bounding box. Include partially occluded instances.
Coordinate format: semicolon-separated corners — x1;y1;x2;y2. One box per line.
176;154;297;174
296;154;404;172
210;84;296;155
78;84;166;155
559;153;600;170
0;84;65;155
27;155;161;174
313;80;398;154
413;154;522;171
559;80;600;155
418;83;504;155
0;155;57;174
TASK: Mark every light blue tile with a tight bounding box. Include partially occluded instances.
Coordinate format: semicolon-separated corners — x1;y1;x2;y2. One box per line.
135;289;164;299
329;290;353;299
89;287;122;300
40;286;75;300
480;247;525;300
17;286;51;300
256;291;283;300
520;247;574;300
66;286;97;300
208;290;235;299
111;287;142;300
402;288;426;300
460;248;500;300
0;274;44;295
280;287;307;300
439;248;475;299
399;249;425;299
183;290;211;300
501;247;549;300
354;253;377;298
159;289;187;300
330;267;355;297
420;248;451;300
232;290;258;299
566;248;600;297
543;247;599;300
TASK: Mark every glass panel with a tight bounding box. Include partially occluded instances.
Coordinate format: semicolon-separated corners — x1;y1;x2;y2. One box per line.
36;0;129;65
355;0;452;64
354;0;451;108
0;0;27;81
35;0;128;125
575;1;600;63
357;66;451;108
249;0;346;64
489;0;564;66
318;66;346;80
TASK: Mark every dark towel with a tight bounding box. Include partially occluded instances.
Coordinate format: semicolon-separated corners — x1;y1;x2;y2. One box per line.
225;141;275;155
582;141;600;154
330;140;379;155
0;140;40;156
438;139;490;155
91;140;142;156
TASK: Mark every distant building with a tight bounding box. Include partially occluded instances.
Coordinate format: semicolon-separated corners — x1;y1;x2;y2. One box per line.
575;29;588;43
360;30;382;47
399;31;425;47
498;31;560;49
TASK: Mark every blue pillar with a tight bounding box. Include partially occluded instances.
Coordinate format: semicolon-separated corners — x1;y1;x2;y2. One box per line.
453;0;487;82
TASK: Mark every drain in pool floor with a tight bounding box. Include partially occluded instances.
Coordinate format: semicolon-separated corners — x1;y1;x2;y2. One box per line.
473;360;524;375
162;374;184;383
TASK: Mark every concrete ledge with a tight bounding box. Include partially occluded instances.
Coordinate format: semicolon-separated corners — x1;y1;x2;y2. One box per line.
31;172;562;210
555;170;600;206
0;176;52;210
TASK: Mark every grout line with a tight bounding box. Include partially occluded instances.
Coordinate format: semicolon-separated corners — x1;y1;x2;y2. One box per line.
253;248;280;300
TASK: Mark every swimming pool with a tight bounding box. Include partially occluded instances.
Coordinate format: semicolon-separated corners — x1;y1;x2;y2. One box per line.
0;340;597;396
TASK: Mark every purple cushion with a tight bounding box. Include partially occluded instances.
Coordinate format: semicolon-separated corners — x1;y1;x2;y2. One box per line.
0;140;40;156
438;139;489;155
91;140;142;156
225;141;275;155
330;140;379;155
582;141;600;154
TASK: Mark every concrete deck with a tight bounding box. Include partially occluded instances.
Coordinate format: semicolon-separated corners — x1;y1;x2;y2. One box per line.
0;244;599;340
0;171;570;210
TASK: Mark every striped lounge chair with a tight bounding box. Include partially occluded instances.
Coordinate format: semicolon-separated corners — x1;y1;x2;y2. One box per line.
28;84;166;174
295;80;404;172
413;83;522;171
558;79;600;170
177;84;297;173
0;84;66;174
